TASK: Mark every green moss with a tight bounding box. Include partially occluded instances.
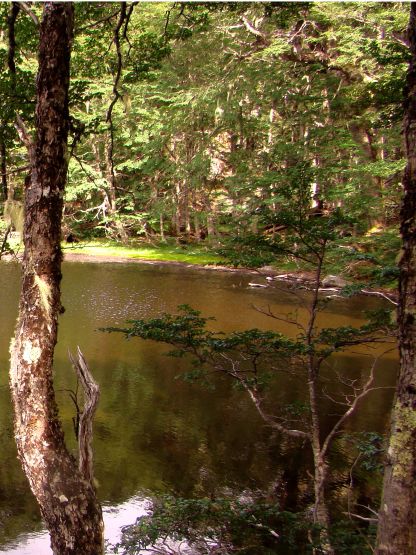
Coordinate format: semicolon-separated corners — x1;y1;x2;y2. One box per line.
389;403;416;479
62;240;224;266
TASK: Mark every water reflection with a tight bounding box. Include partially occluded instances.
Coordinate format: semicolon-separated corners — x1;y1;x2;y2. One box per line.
0;496;149;555
0;260;398;552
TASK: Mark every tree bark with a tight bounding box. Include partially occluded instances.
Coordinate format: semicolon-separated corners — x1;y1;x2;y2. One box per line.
9;4;104;554
376;5;416;553
306;255;333;554
0;141;7;201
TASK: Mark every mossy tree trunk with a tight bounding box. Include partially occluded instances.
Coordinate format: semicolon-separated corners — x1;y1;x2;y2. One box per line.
376;5;416;553
9;4;104;554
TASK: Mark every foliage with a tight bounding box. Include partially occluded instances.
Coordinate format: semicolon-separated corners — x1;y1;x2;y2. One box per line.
347;432;385;472
106;303;393;368
104;220;395;544
217;204;355;269
0;2;410;552
0;2;407;276
113;494;375;555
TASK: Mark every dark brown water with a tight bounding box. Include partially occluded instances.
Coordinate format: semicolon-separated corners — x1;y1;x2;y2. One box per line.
0;260;398;553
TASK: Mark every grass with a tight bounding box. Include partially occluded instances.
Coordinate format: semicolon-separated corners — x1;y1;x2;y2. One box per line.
62;239;224;266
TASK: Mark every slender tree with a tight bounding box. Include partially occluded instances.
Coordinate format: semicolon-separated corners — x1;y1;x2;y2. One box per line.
376;4;416;554
9;4;103;554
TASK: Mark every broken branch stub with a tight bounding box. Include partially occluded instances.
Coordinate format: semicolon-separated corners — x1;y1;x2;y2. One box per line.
68;347;100;487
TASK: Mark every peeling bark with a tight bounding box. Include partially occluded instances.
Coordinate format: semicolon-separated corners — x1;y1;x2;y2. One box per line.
9;4;103;554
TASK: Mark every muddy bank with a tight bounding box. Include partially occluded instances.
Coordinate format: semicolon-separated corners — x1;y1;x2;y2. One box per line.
63;251;260;274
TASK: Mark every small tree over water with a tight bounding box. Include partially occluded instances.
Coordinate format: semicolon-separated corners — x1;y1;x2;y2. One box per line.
114;494;377;555
106;188;396;552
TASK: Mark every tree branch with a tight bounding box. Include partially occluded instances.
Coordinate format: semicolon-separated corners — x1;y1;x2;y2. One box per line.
240;15;267;43
18;2;39;27
69;347;100;486
321;350;394;459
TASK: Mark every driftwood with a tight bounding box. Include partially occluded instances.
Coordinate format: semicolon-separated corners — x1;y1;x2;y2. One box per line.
69;347;100;486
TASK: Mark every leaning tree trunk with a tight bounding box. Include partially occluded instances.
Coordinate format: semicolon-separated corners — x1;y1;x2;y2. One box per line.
9;4;103;554
376;4;416;554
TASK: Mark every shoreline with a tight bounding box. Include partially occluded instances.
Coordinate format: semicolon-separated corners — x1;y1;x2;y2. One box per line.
1;250;397;303
62;251;398;303
62;251;260;274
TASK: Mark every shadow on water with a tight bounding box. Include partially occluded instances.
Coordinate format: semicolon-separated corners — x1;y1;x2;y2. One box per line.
0;261;398;552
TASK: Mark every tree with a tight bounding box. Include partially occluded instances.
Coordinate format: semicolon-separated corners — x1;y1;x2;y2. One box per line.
106;202;394;553
376;4;416;553
9;4;103;554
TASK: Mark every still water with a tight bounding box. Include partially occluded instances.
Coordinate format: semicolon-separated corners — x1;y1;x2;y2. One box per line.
0;260;398;553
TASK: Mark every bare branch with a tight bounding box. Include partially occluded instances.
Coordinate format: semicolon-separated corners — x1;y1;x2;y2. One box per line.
69;347;100;486
240;15;267;43
321;349;395;459
0;164;30;177
343;512;378;524
106;3;128;124
355;503;379;517
105;2;135;213
252;303;307;333
14;114;34;163
360;289;398;306
77;8;120;32
216;352;309;440
18;2;39;27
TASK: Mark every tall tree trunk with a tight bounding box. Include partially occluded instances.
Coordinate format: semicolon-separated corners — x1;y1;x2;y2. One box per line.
0;140;7;200
174;181;182;236
159;213;165;240
376;5;416;554
306;255;333;554
9;4;103;554
104;132;118;214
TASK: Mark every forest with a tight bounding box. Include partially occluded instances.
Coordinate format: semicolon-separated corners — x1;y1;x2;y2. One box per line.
1;2;408;262
1;2;416;555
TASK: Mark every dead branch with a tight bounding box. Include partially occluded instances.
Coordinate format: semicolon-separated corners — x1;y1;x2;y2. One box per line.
252;303;307;333
217;352;309;440
14;114;34;163
69;347;100;486
77;8;120;32
18;2;39;27
321;349;395;459
240;15;268;43
360;289;398;306
343;512;378;524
